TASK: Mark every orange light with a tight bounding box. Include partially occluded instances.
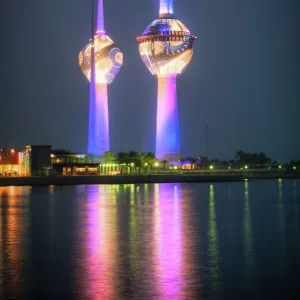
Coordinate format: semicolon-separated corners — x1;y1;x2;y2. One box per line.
11;149;15;153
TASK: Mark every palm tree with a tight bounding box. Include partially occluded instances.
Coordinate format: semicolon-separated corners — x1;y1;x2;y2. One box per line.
101;151;116;164
86;153;96;163
161;160;168;169
117;151;127;164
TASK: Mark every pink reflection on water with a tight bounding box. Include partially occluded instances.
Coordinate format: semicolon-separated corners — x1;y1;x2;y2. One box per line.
76;185;118;299
153;184;183;299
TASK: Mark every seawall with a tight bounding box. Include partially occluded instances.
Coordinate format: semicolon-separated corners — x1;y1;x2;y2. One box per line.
0;173;299;187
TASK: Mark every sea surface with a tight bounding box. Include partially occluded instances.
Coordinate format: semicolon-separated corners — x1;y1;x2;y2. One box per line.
0;180;300;299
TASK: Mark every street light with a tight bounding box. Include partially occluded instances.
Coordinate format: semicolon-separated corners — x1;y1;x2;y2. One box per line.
209;165;214;170
244;165;248;169
293;166;296;170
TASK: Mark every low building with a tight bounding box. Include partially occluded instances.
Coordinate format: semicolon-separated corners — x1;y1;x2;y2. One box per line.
50;150;122;176
51;150;100;175
26;145;52;176
0;149;20;176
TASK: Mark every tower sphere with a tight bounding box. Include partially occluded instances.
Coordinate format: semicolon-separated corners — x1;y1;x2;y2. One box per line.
137;17;196;76
79;32;123;84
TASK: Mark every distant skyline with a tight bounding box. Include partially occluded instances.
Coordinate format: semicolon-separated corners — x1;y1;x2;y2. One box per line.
1;0;300;161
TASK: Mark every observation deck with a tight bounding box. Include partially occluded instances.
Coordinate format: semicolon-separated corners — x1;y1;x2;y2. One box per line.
136;30;197;43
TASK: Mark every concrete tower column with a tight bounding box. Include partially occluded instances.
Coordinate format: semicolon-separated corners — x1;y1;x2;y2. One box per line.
159;0;174;16
156;75;180;162
88;83;109;155
96;0;104;32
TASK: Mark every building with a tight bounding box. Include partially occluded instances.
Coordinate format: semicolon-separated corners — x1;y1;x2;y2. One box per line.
0;146;52;176
137;0;197;162
0;149;22;176
51;150;99;175
78;0;123;155
51;150;121;176
26;145;52;176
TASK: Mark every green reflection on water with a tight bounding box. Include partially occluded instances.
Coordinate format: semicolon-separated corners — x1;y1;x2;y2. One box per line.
278;179;286;269
208;184;220;295
243;180;253;280
293;180;298;229
129;185;138;276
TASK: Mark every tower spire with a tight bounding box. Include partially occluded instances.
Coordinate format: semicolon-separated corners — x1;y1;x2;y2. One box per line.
91;0;95;78
96;0;105;32
159;0;174;18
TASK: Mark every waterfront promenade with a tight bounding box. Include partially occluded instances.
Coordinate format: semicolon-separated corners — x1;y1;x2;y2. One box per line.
0;171;299;186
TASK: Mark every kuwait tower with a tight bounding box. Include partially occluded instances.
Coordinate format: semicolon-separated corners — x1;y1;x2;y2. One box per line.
78;0;123;155
137;0;196;162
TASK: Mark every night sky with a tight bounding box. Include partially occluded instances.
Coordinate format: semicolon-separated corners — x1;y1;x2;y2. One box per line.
1;0;299;162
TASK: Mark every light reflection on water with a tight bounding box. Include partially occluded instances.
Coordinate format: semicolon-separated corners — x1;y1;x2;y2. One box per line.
243;180;253;280
208;184;220;298
0;181;300;299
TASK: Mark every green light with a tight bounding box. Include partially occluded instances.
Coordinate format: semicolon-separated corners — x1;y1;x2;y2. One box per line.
279;165;282;169
131;163;134;167
155;162;159;167
144;163;148;166
293;166;296;170
209;165;214;170
245;165;248;169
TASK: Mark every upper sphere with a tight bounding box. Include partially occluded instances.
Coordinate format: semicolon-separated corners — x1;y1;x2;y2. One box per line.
137;18;196;76
78;33;123;84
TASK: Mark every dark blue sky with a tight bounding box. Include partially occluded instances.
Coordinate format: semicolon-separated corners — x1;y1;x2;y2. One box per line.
1;0;299;161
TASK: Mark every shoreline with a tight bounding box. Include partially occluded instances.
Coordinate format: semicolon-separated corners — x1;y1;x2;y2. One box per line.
0;172;299;186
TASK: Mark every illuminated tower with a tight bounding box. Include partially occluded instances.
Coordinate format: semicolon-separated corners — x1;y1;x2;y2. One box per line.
137;0;196;161
79;0;123;155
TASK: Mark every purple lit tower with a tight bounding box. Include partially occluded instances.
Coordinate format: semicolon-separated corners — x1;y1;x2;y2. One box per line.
79;0;123;155
137;0;196;162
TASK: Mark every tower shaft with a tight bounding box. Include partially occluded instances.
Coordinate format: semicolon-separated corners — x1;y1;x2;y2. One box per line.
96;0;104;32
159;0;174;17
88;83;109;155
156;75;180;161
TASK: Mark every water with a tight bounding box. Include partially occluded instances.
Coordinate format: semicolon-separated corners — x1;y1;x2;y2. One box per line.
0;180;300;299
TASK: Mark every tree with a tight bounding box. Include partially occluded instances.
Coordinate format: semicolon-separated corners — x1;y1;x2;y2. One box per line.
101;151;116;164
161;160;168;169
86;153;96;163
145;152;156;166
116;151;127;164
